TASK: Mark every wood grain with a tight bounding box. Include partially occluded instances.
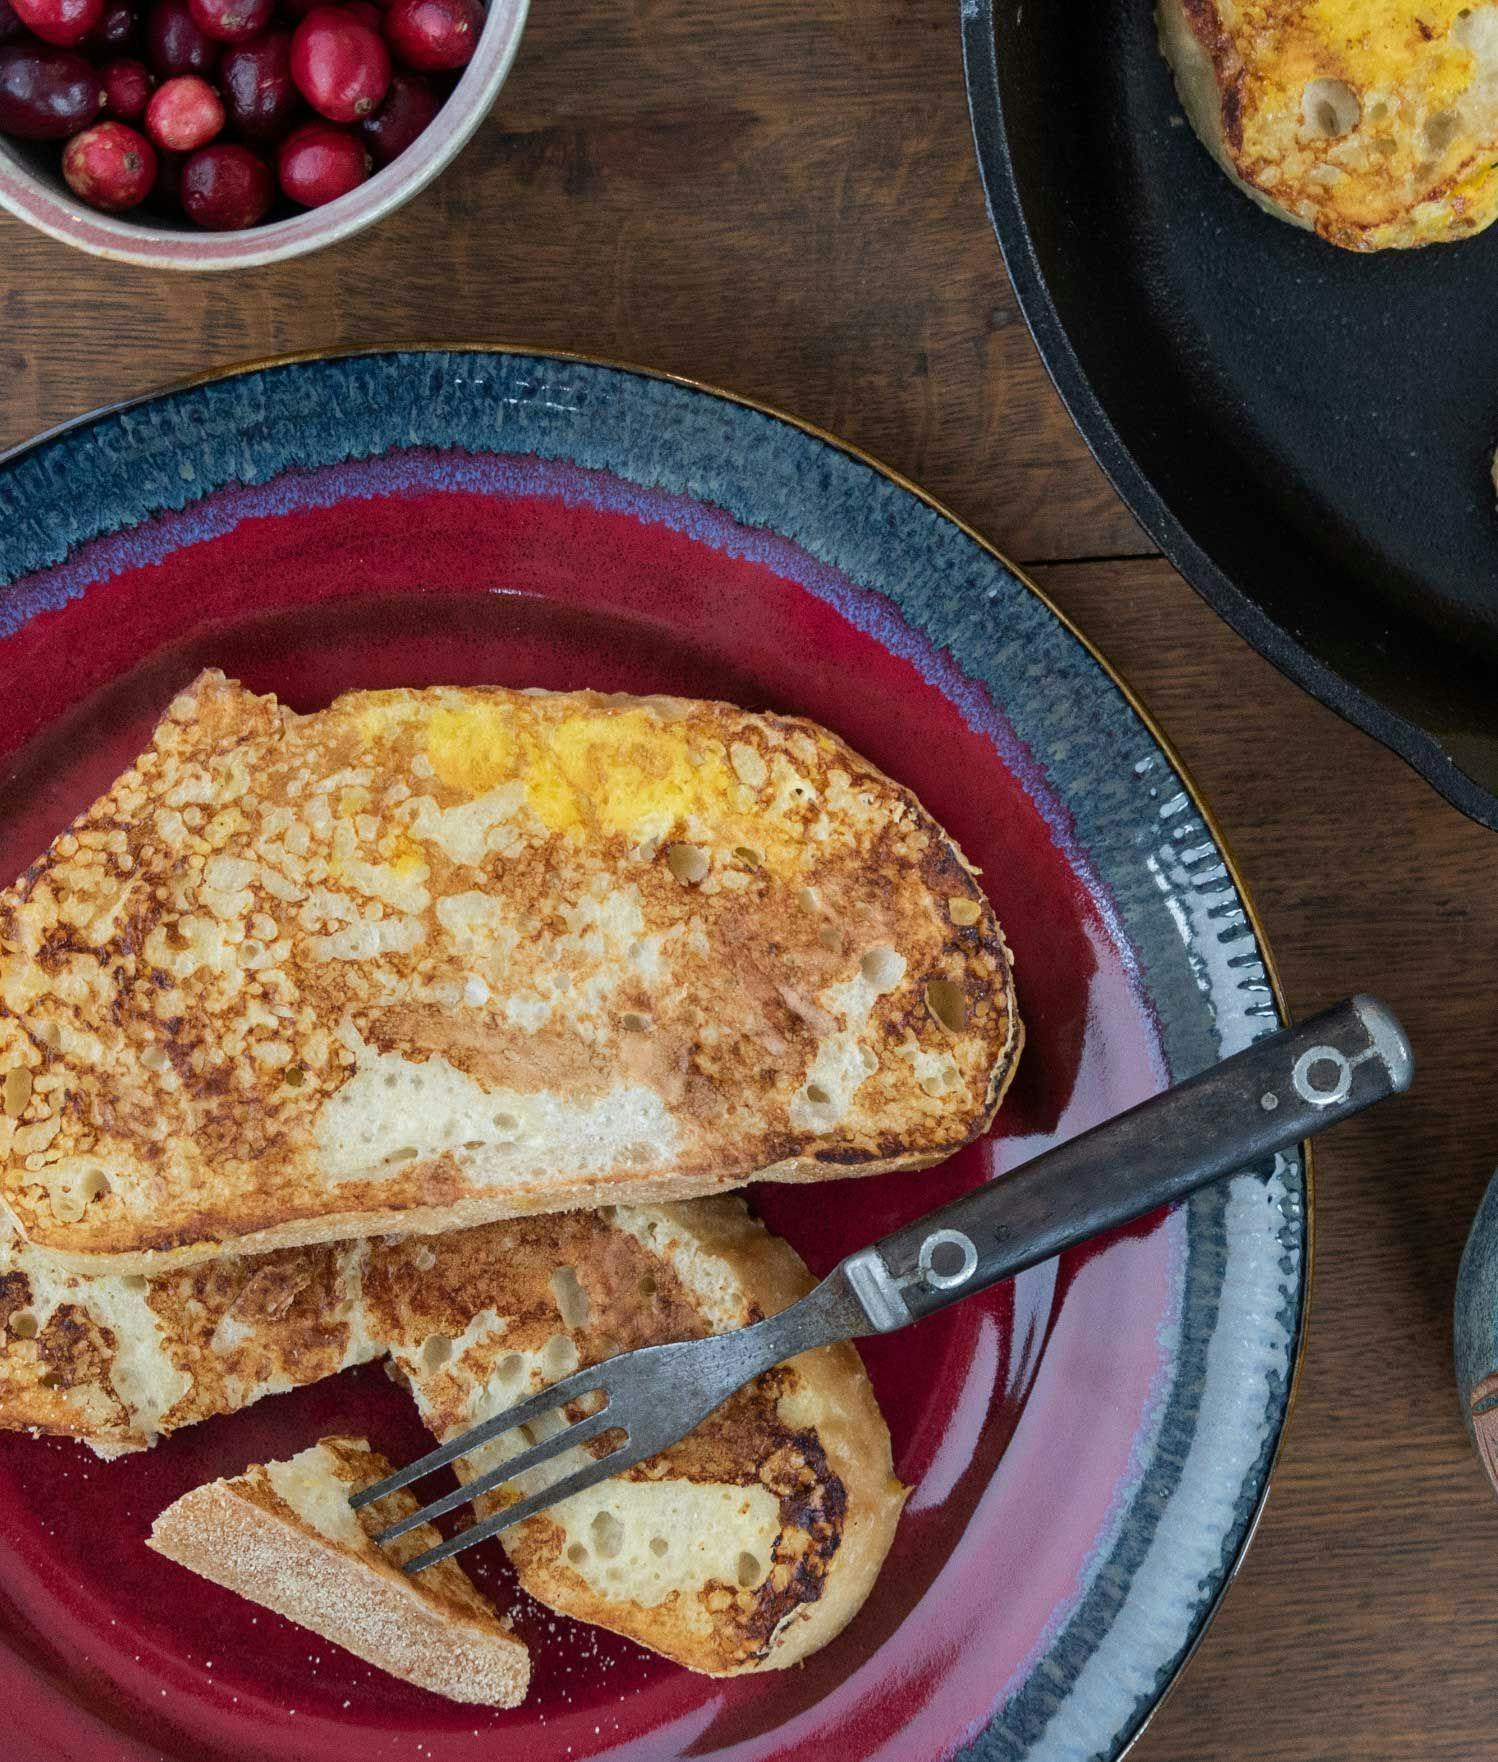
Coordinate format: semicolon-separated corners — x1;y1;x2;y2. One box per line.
0;0;1143;564
1;0;1495;1755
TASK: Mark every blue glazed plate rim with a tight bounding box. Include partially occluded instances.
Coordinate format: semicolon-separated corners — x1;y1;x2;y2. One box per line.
0;346;1311;1762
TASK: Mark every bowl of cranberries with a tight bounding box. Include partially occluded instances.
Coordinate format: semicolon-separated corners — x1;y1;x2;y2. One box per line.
0;0;526;265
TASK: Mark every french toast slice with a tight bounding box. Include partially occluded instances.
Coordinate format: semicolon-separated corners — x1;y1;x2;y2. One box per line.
1160;0;1498;250
0;670;1019;1272
1;1198;905;1676
148;1436;529;1706
0;1218;377;1456
369;1199;908;1676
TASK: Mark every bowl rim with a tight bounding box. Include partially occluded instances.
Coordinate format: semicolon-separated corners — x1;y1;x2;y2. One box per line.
0;0;529;270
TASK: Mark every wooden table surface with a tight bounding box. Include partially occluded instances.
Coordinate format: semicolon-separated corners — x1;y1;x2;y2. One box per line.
2;2;1495;1756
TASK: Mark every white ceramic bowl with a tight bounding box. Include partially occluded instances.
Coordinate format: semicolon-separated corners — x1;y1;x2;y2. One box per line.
0;0;527;269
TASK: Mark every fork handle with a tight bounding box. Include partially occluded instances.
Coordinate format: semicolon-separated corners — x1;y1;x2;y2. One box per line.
837;995;1411;1332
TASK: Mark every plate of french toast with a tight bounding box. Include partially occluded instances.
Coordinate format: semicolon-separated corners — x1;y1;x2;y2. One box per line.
0;347;1306;1762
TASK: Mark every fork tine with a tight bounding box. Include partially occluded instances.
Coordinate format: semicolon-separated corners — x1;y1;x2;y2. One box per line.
400;1447;641;1575
348;1361;607;1510
374;1404;619;1544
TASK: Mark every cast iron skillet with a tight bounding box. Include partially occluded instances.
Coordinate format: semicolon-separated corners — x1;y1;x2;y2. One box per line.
960;0;1498;830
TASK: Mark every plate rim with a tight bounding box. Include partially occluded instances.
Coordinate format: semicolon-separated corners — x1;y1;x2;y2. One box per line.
956;0;1498;835
0;342;1313;1762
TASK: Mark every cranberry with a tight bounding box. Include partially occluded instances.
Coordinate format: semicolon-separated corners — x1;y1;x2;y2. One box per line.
291;6;386;120
101;54;150;117
91;0;137;50
0;0;22;42
359;67;432;165
186;0;268;43
12;0;103;47
0;45;101;136
382;0;480;72
62;117;155;206
219;26;294;138
144;0;216;75
342;0;379;27
144;70;219;147
149;140;182;205
180;139;268;226
277;116;365;204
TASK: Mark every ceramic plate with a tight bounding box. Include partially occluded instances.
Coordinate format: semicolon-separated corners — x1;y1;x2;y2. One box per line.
0;349;1307;1762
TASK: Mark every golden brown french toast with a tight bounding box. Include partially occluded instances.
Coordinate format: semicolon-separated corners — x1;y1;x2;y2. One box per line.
369;1199;907;1676
0;671;1019;1272
1;1197;904;1677
1160;0;1498;250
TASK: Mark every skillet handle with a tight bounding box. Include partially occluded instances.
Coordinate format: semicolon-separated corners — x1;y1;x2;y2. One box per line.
838;995;1411;1332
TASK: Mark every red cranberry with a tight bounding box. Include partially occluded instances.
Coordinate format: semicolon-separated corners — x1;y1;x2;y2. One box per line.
219;25;294;138
291;6;386;120
0;0;23;42
359;67;432;164
382;0;480;72
101;54;150;117
0;45;101;136
180;139;268;226
62;117;155;206
186;0;268;42
277;116;365;204
145;0;216;75
90;0;137;50
12;0;103;47
342;0;379;26
144;70;219;146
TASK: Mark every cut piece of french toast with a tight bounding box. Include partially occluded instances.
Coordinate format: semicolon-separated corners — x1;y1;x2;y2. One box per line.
1160;0;1498;250
0;1197;905;1677
0;670;1020;1273
367;1200;907;1676
0;1218;378;1456
148;1436;529;1706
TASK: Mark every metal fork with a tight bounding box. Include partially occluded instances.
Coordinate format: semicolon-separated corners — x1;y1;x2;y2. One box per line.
353;995;1412;1573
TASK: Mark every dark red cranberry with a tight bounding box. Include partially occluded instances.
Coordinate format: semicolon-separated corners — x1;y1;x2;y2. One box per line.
148;140;182;205
90;0;137;50
382;0;480;71
290;5;386;120
219;25;293;137
62;117;155;206
145;0;216;75
186;0;268;43
0;45;101;136
12;0;103;47
277;116;366;204
100;54;150;117
0;0;23;43
358;66;432;165
342;0;379;26
144;69;218;146
180;138;269;226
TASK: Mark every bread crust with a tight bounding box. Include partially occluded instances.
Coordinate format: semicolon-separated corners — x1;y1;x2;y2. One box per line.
147;1438;529;1706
